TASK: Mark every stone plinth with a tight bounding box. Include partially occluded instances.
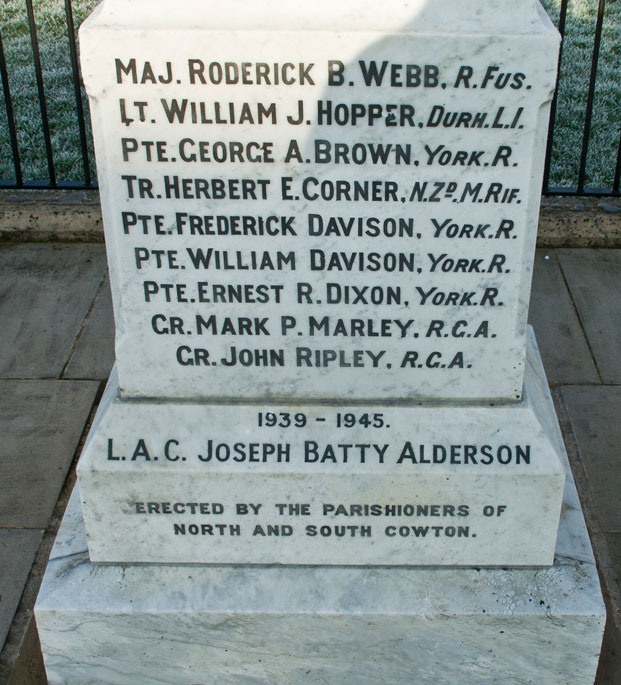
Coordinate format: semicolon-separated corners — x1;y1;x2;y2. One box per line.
36;445;604;684
77;330;565;566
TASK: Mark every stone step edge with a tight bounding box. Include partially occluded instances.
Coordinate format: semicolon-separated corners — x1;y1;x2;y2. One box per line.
0;189;619;247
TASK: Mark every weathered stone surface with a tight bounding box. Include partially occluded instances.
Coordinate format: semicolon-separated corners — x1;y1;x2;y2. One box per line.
0;190;103;243
537;198;621;248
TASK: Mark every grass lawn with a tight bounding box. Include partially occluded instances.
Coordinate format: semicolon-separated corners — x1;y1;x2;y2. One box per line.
0;0;619;191
541;0;620;189
1;0;99;184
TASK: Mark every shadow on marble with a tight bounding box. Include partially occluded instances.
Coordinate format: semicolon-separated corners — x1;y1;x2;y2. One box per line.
5;618;47;685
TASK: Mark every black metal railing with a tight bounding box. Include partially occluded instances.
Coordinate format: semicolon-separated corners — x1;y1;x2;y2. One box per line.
1;0;619;196
63;0;92;186
0;0;94;190
543;0;621;196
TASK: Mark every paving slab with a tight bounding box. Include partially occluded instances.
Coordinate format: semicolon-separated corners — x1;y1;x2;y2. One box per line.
605;533;621;591
528;250;599;384
558;249;621;384
0;530;42;649
560;385;621;533
64;276;115;380
0;380;99;528
0;244;107;379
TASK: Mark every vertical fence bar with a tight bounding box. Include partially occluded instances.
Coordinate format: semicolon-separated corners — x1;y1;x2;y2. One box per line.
64;0;92;186
0;29;23;187
577;0;606;193
613;132;621;195
542;0;569;193
0;2;617;194
25;0;56;186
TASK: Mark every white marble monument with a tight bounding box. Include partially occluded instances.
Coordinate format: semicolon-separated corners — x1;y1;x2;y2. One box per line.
36;0;605;681
81;0;557;403
73;0;570;566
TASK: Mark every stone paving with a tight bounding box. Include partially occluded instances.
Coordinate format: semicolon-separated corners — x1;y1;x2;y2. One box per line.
0;243;619;684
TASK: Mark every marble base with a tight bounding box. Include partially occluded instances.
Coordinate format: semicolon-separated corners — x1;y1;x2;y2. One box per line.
36;445;604;684
76;331;565;566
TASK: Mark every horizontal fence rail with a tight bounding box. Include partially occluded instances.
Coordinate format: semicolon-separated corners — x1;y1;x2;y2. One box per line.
0;0;619;196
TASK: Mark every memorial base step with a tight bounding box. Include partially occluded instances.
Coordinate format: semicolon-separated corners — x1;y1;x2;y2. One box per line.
77;329;565;566
36;455;604;684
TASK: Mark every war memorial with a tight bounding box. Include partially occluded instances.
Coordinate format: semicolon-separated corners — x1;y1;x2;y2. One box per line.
35;1;605;681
